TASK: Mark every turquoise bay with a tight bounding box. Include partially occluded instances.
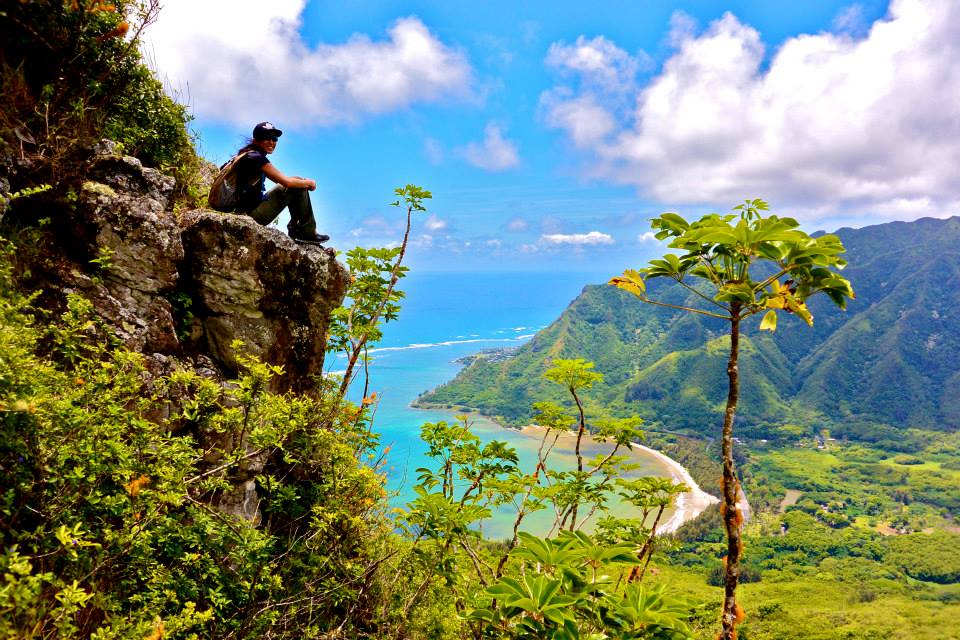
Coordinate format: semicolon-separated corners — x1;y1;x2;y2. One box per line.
335;271;678;540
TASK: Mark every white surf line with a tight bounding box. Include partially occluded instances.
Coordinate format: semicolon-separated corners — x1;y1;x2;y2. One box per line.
627;441;720;533
366;335;533;354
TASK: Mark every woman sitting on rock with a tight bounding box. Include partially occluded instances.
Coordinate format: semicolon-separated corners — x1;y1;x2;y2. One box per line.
233;121;329;245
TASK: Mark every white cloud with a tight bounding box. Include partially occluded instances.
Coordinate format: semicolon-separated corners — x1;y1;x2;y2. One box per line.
668;11;699;47
462;122;520;171
540;34;646;146
542;0;960;222
637;231;659;242
424;214;448;231
545;35;646;94
540;231;614;245
506;217;529;232
541;90;616;148
349;214;404;238
410;233;434;249
486;239;502;248
142;3;473;126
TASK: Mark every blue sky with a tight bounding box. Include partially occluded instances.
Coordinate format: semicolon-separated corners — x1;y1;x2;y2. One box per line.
142;0;959;273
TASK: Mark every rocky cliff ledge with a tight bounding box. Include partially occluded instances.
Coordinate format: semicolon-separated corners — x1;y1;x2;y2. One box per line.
7;140;349;391
3;141;350;520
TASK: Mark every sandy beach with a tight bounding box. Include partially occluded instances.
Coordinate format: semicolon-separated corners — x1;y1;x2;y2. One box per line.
517;424;719;533
626;440;720;532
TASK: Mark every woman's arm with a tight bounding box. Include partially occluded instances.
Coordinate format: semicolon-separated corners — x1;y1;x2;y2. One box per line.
262;163;316;191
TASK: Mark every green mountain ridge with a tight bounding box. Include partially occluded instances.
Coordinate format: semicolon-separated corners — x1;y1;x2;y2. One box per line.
417;215;960;439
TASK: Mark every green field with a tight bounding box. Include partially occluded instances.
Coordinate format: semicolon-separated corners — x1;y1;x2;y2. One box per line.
651;432;960;639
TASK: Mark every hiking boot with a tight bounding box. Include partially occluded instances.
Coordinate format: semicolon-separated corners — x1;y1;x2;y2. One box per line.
292;232;330;245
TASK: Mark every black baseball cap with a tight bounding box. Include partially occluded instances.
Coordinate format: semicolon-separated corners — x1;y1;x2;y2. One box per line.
253;121;283;140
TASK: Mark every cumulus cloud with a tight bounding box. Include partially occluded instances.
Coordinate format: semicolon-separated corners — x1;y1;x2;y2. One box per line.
540;34;646;147
637;231;659;242
424;215;448;231
142;2;473;126
540;231;614;245
545;35;647;94
542;0;960;222
461;123;520;171
540;90;616;147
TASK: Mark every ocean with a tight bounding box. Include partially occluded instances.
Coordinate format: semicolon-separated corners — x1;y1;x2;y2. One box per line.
333;271;676;540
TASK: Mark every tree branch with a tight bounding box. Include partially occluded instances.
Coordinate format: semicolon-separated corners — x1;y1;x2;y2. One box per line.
634;296;731;320
674;278;729;312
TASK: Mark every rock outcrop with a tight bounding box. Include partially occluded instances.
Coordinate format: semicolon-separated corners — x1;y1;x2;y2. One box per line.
3;140;350;521
181;211;347;393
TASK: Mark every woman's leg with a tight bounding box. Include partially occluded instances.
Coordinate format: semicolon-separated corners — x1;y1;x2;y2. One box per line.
247;186;288;225
284;187;318;239
247;186;318;239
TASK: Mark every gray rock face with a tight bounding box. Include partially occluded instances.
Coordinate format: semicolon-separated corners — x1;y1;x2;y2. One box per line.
71;152;182;353
31;144;184;354
181;210;349;393
8;141;350;522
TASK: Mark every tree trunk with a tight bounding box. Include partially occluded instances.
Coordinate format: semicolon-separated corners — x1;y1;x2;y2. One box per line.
720;307;743;640
570;387;586;529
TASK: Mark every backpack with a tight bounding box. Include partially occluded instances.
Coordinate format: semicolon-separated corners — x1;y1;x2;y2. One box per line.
207;151;258;212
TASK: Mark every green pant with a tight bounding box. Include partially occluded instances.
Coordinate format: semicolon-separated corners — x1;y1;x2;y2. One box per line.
246;185;317;238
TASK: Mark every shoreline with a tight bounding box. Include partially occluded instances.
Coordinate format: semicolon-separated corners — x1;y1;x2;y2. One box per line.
626;440;720;532
515;424;719;533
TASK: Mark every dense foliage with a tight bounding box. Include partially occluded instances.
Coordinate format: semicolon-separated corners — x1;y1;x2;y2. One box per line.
0;241;420;637
663;435;960;639
0;0;203;204
397;358;698;639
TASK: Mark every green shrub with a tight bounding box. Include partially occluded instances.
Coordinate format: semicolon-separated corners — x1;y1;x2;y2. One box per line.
892;454;925;465
707;562;762;586
0;240;413;637
0;1;200;204
756;601;783;619
886;532;960;584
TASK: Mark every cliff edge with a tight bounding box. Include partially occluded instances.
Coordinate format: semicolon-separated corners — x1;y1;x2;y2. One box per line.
2;140;350;520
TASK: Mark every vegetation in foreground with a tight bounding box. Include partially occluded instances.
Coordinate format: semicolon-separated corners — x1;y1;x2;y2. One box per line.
611;198;854;638
1;0;205;206
660;431;960;639
0;228;700;638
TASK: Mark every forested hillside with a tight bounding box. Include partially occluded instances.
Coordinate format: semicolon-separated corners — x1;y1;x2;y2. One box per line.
418;216;960;440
